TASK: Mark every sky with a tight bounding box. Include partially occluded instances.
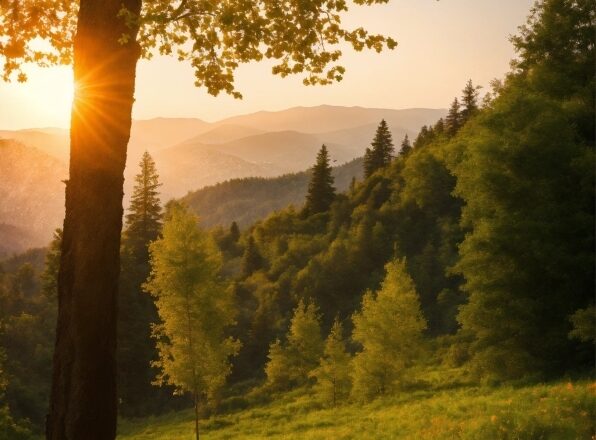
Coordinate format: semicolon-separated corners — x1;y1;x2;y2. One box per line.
0;0;534;130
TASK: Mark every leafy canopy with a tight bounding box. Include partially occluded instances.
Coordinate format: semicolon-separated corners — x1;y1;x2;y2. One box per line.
1;0;397;96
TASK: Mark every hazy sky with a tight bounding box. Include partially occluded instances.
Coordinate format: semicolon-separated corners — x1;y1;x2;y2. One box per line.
0;0;534;129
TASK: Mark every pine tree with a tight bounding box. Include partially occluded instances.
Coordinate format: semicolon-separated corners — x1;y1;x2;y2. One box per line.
242;236;264;277
118;152;165;416
364;120;395;177
434;118;445;135
363;147;375;178
124;151;163;262
310;318;352;406
460;79;481;123
303;145;336;215
413;125;430;149
145;203;240;440
351;259;427;400
445;98;462;136
229;221;240;243
399;134;412;156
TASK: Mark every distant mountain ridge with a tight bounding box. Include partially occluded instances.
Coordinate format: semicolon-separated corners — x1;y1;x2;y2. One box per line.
0;105;445;253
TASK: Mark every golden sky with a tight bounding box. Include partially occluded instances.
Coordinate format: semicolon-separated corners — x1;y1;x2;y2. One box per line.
0;0;533;130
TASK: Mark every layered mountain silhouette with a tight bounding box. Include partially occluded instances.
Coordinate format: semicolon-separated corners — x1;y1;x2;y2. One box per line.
0;105;445;254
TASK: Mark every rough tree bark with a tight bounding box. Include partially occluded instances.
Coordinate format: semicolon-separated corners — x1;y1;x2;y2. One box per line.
47;1;142;438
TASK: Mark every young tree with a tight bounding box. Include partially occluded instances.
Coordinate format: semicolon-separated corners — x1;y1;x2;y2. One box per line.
241;236;264;278
0;3;396;434
351;259;427;400
445;98;462;136
364;120;395;177
264;339;291;390
286;300;324;383
310;318;352;406
118;152;165;416
145;203;240;440
399;134;412;156
264;300;324;388
304;145;336;215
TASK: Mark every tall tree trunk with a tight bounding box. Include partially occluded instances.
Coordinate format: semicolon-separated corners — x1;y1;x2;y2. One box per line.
47;1;142;438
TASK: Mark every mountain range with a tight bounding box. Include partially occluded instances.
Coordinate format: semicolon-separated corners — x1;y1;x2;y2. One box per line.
0;105;445;255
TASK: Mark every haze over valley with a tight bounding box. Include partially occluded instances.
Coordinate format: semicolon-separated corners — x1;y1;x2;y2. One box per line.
0;105;444;255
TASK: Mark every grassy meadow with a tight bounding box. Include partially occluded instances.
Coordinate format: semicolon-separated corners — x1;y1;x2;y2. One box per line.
118;372;596;440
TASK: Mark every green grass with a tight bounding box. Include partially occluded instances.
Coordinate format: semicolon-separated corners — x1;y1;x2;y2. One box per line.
118;377;595;440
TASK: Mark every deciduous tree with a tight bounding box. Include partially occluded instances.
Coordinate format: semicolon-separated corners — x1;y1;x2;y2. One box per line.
0;2;396;435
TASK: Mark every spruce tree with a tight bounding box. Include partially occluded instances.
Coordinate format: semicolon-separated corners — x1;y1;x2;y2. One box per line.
118;151;165;416
124;151;163;262
460;79;481;123
351;259;427;400
445;98;462;136
364;120;395;177
310;318;352;406
242;236;264;277
304;145;336;215
399;134;412;156
229;221;240;243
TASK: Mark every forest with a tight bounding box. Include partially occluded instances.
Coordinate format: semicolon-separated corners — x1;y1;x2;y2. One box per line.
0;0;594;439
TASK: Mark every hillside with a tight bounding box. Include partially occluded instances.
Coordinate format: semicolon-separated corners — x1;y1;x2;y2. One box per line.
0;106;444;249
118;379;596;439
0;140;67;256
184;158;363;228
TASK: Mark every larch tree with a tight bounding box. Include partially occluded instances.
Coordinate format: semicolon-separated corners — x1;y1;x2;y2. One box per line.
310;318;352;406
264;339;291;390
264;300;324;388
303;145;336;216
286;300;324;383
351;259;426;400
364;119;394;177
118;151;164;416
0;1;397;436
144;203;240;440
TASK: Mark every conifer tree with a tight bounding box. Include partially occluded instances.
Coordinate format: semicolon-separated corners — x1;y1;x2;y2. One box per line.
399;134;412;156
242;236;264;277
118;152;166;416
124;151;163;262
460;79;481;123
434;118;446;135
145;203;240;440
310;318;352;406
413;125;430;149
229;221;240;243
304;145;336;215
351;259;427;400
364;120;395;177
286;300;324;383
445;98;462;136
265;339;291;389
